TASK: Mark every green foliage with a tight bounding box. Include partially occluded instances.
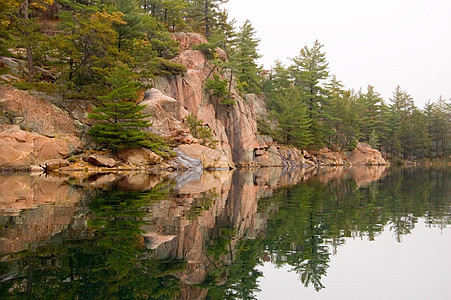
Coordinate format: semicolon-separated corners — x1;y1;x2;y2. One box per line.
230;19;262;94
12;81;58;93
186;113;218;149
205;73;233;105
324;79;362;151
424;97;451;158
88;66;152;151
153;57;187;76
192;42;217;60
0;0;20;55
268;87;312;148
186;0;230;38
144;131;176;158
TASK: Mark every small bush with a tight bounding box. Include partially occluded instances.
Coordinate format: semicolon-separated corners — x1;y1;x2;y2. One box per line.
205;74;234;106
12;81;59;94
143;131;176;158
154;58;187;76
192;43;217;60
186;113;218;149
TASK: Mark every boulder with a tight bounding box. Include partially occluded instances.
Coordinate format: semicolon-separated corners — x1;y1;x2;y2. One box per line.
0;125;82;170
40;158;70;171
277;146;315;167
175;144;234;170
30;165;45;174
216;47;228;62
348;143;388;165
117;147;163;167
87;154;117;168
0;74;20;83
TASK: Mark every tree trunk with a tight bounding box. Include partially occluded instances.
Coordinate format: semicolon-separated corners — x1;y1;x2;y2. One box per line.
204;0;209;38
23;0;34;83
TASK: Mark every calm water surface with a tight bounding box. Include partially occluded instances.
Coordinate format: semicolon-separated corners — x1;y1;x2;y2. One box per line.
0;166;450;299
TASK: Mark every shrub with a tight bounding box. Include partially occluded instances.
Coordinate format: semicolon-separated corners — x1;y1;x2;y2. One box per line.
204;74;234;106
186;113;218;149
192;43;217;60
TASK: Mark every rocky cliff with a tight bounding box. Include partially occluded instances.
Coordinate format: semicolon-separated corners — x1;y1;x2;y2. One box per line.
141;32;387;168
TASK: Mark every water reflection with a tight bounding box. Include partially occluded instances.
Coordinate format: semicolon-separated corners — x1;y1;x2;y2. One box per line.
0;166;450;299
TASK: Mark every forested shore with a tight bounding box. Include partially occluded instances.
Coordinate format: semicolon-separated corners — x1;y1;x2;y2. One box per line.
0;0;450;163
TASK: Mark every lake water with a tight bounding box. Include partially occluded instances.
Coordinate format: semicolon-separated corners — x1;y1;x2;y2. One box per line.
0;166;450;299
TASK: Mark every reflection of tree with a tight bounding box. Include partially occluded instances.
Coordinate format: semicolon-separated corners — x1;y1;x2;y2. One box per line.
1;167;450;298
262;183;332;291
187;188;218;221
0;184;186;299
260;167;451;291
203;239;263;300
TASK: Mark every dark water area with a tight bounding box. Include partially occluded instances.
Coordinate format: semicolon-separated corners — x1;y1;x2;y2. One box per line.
0;166;450;299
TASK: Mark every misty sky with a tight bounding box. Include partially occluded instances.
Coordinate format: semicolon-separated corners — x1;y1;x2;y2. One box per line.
225;0;451;108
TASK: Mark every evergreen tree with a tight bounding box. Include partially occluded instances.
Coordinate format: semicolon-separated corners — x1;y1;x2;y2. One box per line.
289;40;330;149
324;77;362;150
10;0;54;82
269;88;312;148
425;97;451;158
142;0;187;30
186;0;228;38
88;66;152;151
358;85;383;143
231;19;262;94
111;0;144;52
0;0;20;56
262;60;291;97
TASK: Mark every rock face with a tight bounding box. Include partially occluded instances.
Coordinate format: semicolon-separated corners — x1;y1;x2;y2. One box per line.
313;147;347;166
0;125;83;170
171;32;208;51
152;34;266;167
0;86;79;137
348;142;388;165
139;88;189;138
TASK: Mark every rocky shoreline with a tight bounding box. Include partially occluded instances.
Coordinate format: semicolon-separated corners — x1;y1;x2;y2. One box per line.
0;33;388;173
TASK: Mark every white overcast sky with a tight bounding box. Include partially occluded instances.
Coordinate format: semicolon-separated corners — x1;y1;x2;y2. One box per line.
225;0;451;108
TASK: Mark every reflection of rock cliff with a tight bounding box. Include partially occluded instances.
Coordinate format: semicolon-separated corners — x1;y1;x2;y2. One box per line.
0;174;82;253
0;166;391;297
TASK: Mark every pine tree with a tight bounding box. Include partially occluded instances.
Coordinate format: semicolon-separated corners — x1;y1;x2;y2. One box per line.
186;0;229;38
424;97;451;158
231;19;262;94
0;0;20;56
358;85;383;142
88;66;152;152
262;60;291;97
10;0;54;82
111;0;144;52
270;88;312;148
289;40;330;149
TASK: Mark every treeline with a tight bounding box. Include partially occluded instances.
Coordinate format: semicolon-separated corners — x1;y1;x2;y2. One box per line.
0;0;239;98
260;41;451;160
1;1;450;159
